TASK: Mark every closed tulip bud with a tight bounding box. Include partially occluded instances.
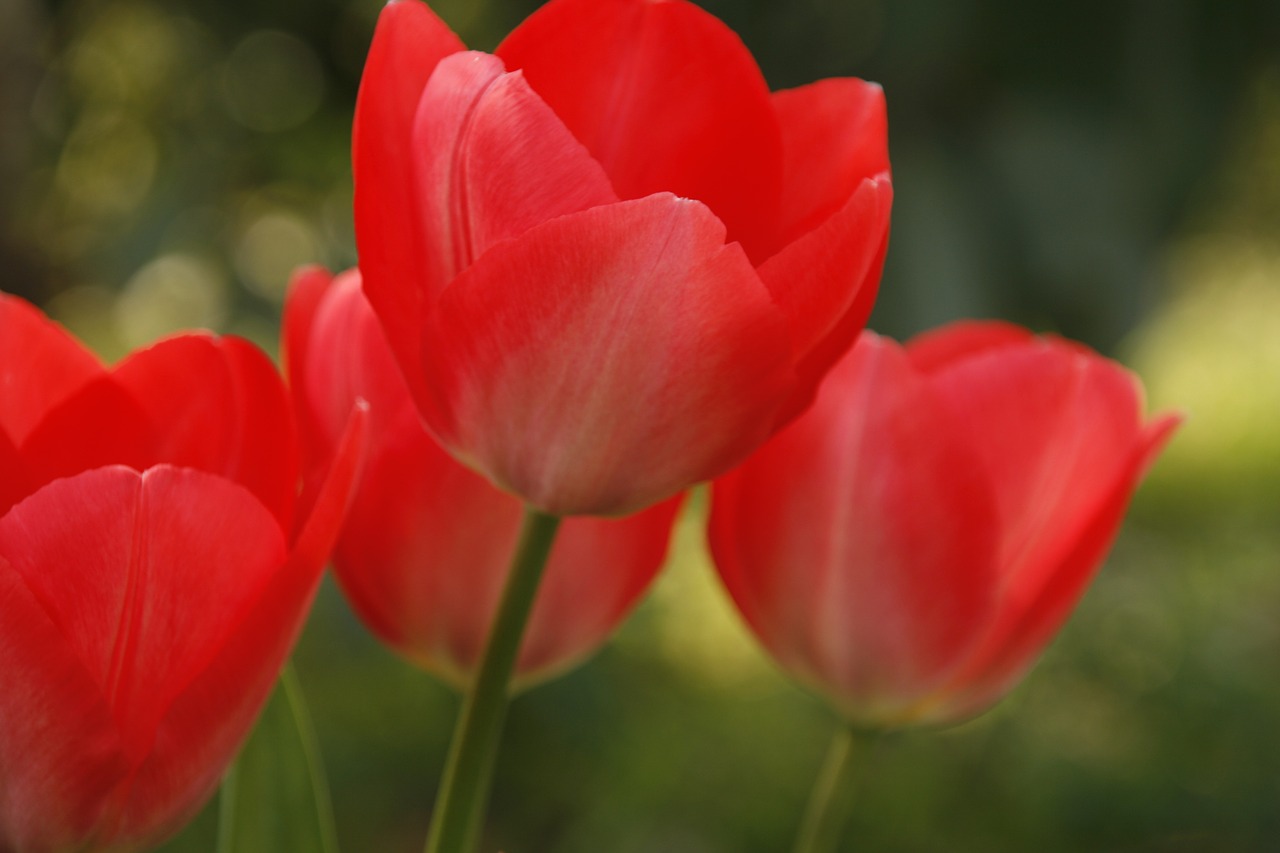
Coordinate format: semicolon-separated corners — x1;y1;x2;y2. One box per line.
709;322;1180;728
353;0;892;516
0;293;364;852
284;267;681;689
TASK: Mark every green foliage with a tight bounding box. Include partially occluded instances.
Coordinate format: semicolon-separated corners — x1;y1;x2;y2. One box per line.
214;667;338;853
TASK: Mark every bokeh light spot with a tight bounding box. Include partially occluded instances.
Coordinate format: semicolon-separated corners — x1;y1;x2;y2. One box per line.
115;253;229;346
221;30;325;133
234;210;322;300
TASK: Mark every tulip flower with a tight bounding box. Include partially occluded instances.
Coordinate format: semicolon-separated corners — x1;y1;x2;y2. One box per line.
353;0;892;516
709;322;1180;729
0;292;365;852
285;266;682;688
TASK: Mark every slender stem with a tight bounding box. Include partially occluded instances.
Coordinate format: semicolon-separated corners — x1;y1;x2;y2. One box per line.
280;664;340;853
215;764;238;853
792;726;871;853
425;507;562;853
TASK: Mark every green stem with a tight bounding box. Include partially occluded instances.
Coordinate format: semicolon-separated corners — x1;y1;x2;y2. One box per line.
215;764;238;853
792;727;871;853
280;665;340;853
424;507;562;853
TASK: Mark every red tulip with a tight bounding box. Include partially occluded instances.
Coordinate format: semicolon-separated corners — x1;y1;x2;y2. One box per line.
708;322;1180;727
285;266;681;688
353;0;892;516
0;293;365;852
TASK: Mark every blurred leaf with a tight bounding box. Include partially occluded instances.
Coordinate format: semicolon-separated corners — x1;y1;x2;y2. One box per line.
216;664;339;853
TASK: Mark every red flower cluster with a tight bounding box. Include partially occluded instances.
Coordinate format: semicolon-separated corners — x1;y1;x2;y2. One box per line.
0;0;1180;849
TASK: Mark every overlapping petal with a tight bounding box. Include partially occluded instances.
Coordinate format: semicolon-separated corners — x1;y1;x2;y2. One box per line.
353;0;892;515
107;406;366;847
353;0;464;393
409;51;617;295
0;467;287;763
497;0;783;258
287;267;681;687
0;560;128;853
112;335;300;530
0;289;366;850
422;194;793;515
712;335;999;722
0;294;103;446
710;324;1178;727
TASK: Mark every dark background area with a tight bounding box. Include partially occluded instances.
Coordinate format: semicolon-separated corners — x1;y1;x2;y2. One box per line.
3;0;1279;849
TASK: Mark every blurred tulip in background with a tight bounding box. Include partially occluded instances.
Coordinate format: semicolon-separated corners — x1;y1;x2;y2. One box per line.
710;322;1180;728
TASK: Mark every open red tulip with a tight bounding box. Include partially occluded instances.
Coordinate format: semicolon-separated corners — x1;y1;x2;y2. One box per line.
285;266;681;688
354;0;892;515
0;292;365;852
709;322;1180;728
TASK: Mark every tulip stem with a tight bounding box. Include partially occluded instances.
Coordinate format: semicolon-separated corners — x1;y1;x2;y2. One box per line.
792;726;873;853
424;507;562;853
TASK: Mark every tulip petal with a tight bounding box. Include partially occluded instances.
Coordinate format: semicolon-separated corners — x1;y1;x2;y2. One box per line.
924;337;1150;597
0;429;37;517
497;0;783;259
711;336;1000;721
282;265;340;468
112;335;301;530
0;292;104;445
940;413;1182;719
424;194;793;515
106;405;367;847
0;558;129;853
353;0;465;395
0;466;288;765
291;270;679;684
771;78;890;249
410;51;618;292
288;270;513;680
906;320;1036;374
758;176;893;425
17;374;154;485
338;420;682;685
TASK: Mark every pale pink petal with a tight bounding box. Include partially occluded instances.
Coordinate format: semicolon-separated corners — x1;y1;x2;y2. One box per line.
410;51;618;290
423;194;793;515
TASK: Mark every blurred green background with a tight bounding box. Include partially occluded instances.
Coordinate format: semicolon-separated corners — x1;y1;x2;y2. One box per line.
3;0;1280;849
